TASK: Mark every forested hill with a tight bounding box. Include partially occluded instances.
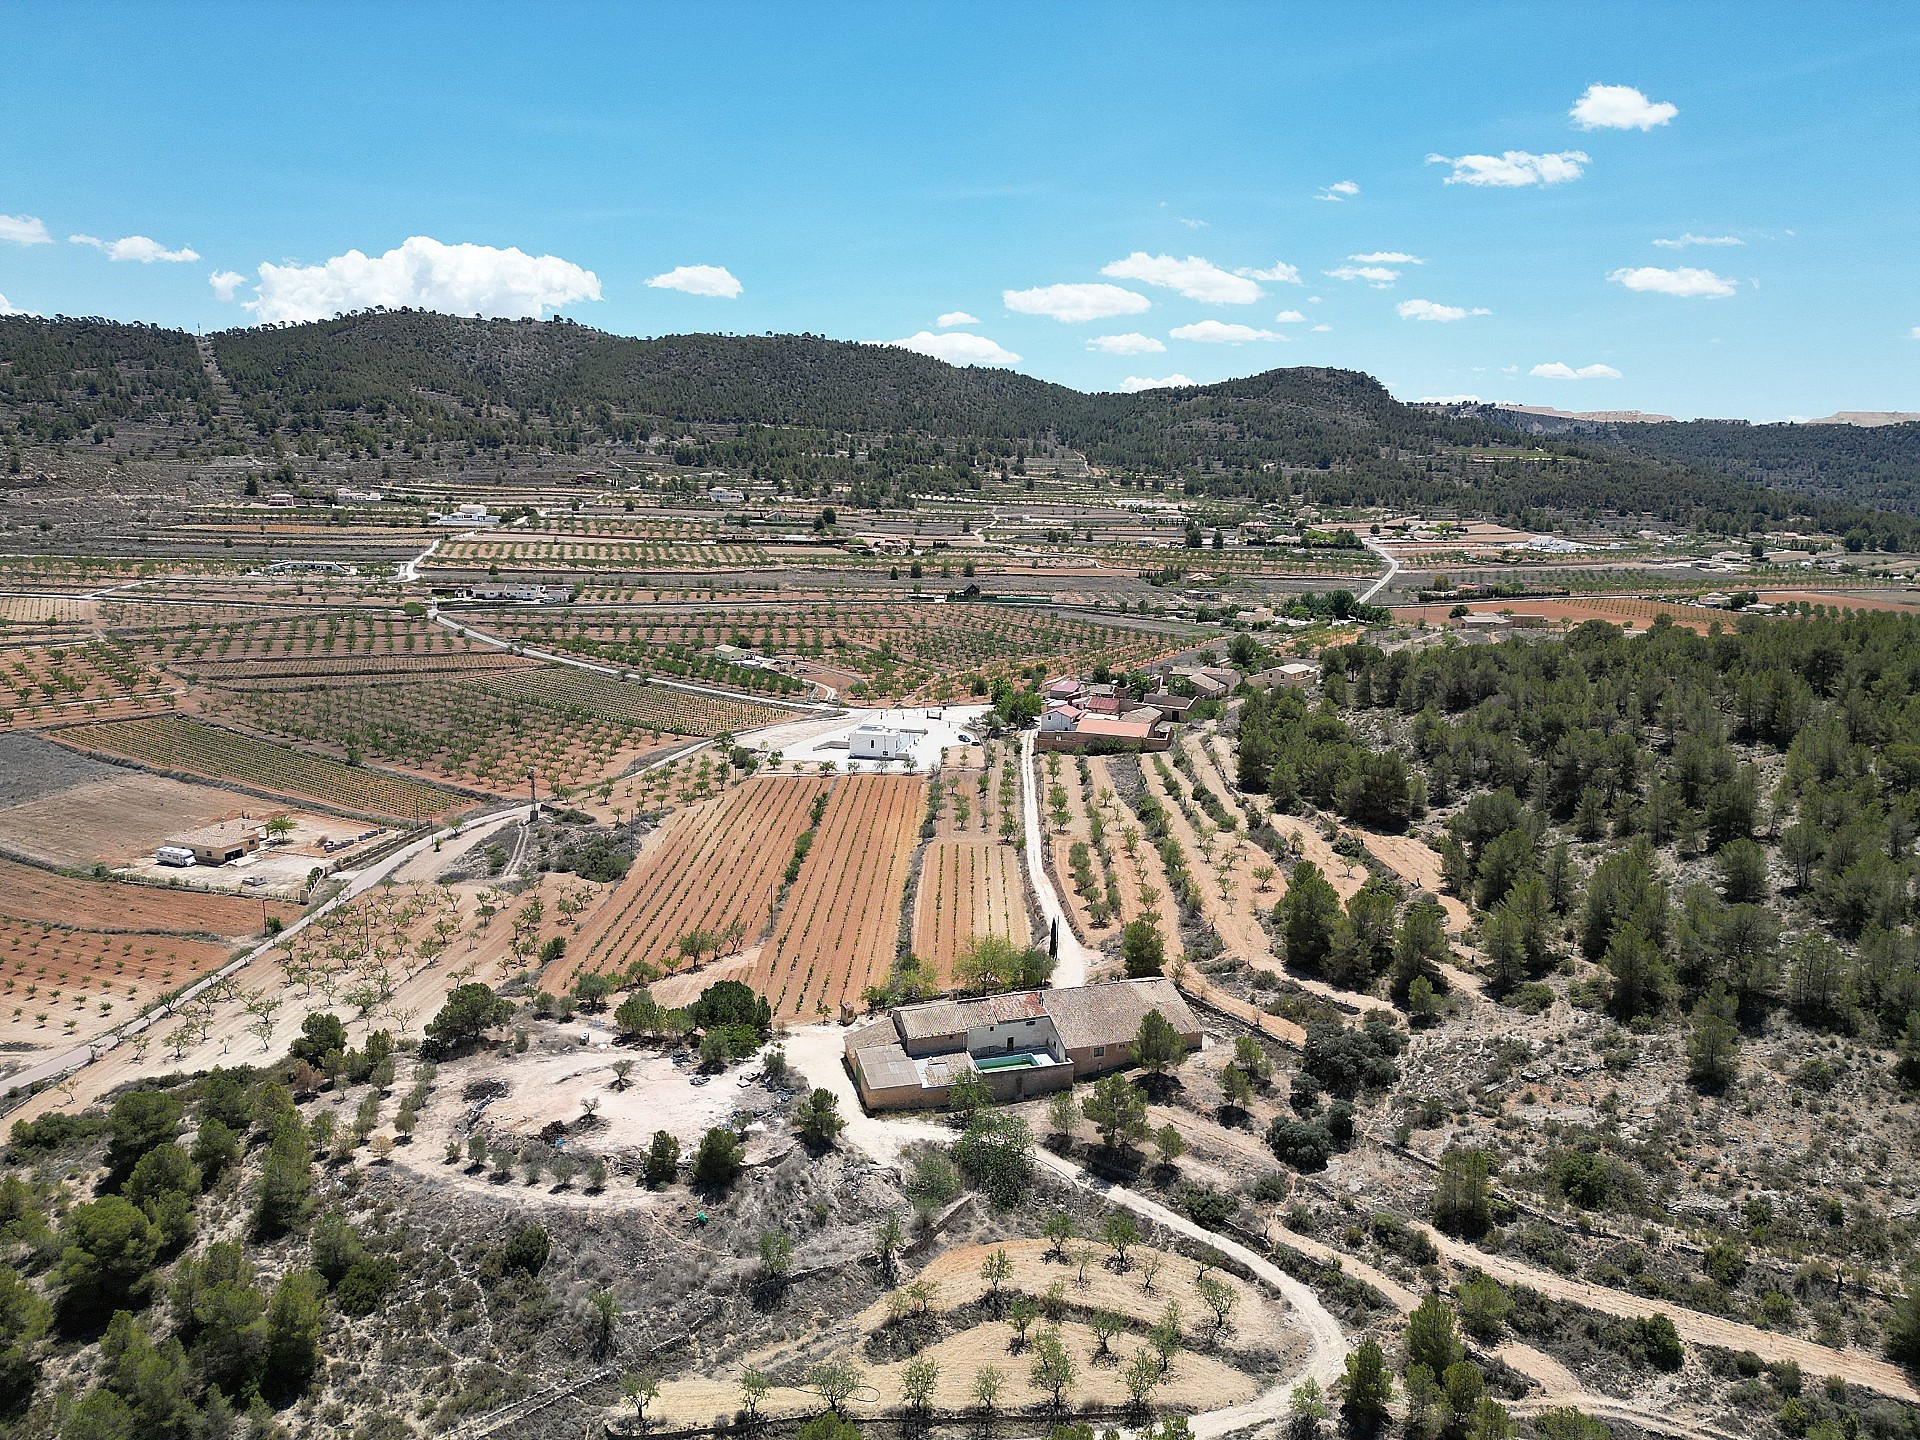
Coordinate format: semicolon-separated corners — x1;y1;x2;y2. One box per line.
0;310;1911;542
1473;407;1920;521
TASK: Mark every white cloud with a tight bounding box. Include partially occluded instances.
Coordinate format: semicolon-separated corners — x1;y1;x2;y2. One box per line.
71;233;199;263
1310;324;1332;332
208;270;246;302
890;330;1021;367
1350;251;1424;265
1607;265;1736;298
1396;299;1490;322
1530;361;1623;380
1326;264;1400;288
0;214;51;246
645;263;741;298
1169;320;1285;344
1102;252;1262;304
1653;233;1744;249
1273;310;1306;323
0;292;27;315
1120;373;1198;392
935;310;979;327
1003;282;1149;323
1238;261;1303;284
1909;326;1920;340
1087;333;1165;355
1571;83;1678;131
1316;180;1360;202
1178;217;1207;229
244;235;602;323
1427;150;1589;187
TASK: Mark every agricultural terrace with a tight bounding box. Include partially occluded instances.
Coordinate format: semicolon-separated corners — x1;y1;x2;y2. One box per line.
2;639;178;728
911;837;1030;983
469;614;813;700
0;593;99;637
428;536;771;570
549;773;832;993
0;853;298;1055
9;866;584;1120
755;772;924;1018
475;667;796;734
201;670;684;794
654;1236;1284;1424
57;716;465;821
121;612;509;675
484;604;1195;703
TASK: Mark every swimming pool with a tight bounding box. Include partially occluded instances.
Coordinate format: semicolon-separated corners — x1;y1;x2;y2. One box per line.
973;1051;1049;1072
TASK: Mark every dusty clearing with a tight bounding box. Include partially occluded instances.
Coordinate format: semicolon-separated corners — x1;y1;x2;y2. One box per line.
0;769;264;867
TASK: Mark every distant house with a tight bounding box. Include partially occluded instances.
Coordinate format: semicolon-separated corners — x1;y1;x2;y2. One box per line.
845;979;1202;1111
450;582;572;604
166;819;264;867
708;486;746;505
433;502;500;527
1248;662;1318;689
1141;689;1197;720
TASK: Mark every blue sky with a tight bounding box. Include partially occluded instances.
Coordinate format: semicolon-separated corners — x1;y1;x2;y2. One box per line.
1;1;1915;419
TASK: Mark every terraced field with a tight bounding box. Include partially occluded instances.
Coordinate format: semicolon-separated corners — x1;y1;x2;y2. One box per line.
910;836;1030;984
56;716;465;821
554;774;832;990
755;773;924;1019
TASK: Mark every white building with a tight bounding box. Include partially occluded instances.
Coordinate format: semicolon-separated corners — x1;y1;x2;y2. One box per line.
433;503;500;527
849;724;916;761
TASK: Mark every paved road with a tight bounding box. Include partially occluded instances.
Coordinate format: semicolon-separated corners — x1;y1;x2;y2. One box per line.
1358;536;1401;605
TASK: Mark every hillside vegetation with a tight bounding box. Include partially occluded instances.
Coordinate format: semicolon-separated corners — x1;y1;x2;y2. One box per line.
0;310;1912;542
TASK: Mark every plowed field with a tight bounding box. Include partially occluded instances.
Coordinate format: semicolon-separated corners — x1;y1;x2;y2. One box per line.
910;836;1030;983
553;774;831;991
755;773;924;1019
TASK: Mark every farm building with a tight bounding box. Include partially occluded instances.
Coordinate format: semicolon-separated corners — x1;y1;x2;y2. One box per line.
845;978;1201;1111
448;582;574;604
166;819;265;866
1247;662;1318;689
433;502;500;527
1036;703;1169;752
849;724;916;761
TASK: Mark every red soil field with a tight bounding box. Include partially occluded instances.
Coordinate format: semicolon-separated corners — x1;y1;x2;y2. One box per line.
755;773;925;1020
553;773;832;991
0;857;296;937
0;914;235;1049
911;836;1030;985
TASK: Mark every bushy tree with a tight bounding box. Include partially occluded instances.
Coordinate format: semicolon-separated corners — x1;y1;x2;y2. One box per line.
56;1197;160;1327
1275;862;1341;974
1120;919;1165;978
691;1128;745;1187
422;984;513;1057
1082;1073;1148;1152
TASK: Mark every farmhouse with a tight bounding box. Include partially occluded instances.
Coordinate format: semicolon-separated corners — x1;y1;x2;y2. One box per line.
165;819;265;867
848;724;917;761
1036;701;1169;752
433;502;500;527
449;582;574;604
845;978;1201;1111
1248;662;1318;690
